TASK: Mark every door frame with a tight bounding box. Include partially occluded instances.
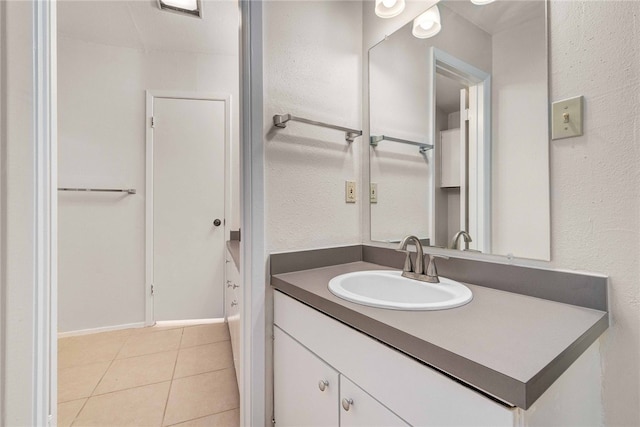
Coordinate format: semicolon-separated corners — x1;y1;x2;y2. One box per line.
145;91;232;325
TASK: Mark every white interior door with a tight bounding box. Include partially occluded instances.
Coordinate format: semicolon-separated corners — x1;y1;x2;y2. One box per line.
152;97;226;321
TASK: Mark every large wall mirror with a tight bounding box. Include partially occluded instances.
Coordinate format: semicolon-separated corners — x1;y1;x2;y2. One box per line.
369;0;550;260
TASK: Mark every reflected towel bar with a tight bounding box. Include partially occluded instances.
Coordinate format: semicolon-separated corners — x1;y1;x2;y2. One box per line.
273;113;363;143
58;188;136;195
370;135;434;154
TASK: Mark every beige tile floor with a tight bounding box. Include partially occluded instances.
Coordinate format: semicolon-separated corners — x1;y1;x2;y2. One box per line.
58;322;239;427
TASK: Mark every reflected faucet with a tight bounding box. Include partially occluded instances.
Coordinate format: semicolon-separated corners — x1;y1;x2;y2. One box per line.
450;231;472;250
396;235;445;283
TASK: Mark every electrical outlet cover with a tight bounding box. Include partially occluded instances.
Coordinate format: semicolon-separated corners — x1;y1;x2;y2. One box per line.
345;181;356;203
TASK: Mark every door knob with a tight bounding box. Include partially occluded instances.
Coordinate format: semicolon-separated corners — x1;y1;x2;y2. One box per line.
213;219;222;226
318;380;329;392
342;398;354;411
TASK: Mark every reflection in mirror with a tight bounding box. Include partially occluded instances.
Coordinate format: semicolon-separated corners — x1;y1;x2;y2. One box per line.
369;0;550;260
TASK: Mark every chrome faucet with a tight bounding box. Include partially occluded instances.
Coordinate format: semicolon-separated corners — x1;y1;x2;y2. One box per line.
396;235;424;278
450;230;472;250
396;236;445;283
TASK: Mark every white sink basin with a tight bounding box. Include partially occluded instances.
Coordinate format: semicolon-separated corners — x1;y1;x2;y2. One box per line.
328;270;473;311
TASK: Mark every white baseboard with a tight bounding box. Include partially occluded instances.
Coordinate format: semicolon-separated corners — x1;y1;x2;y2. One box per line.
57;317;227;338
154;318;226;327
58;322;146;338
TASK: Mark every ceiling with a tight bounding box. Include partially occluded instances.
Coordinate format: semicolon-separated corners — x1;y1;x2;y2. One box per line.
442;0;544;36
57;0;239;55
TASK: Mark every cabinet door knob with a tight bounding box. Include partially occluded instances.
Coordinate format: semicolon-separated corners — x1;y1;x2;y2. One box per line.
226;281;233;288
318;380;329;392
231;300;238;307
341;398;353;411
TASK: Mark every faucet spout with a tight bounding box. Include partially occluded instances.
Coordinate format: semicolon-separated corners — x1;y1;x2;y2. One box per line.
450;230;472;250
396;235;424;276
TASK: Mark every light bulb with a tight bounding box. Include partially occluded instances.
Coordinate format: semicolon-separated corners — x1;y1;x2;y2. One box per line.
412;5;441;39
375;0;405;18
420;21;435;31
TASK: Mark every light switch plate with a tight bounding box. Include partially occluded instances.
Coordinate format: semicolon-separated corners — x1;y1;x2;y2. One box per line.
345;181;356;203
552;96;584;140
370;183;378;203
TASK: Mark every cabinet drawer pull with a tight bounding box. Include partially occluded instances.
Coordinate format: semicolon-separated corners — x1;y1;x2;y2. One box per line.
341;398;353;411
233;284;239;289
231;300;238;307
318;380;329;392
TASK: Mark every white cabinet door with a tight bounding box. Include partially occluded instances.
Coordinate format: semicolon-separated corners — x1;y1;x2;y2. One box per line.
340;375;409;427
274;326;340;427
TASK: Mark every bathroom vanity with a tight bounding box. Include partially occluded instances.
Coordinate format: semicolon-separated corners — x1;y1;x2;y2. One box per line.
270;246;608;426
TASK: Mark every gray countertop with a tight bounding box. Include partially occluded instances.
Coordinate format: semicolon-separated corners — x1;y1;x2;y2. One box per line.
271;261;608;409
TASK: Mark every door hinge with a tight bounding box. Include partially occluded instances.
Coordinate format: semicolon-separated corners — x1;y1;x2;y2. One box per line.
151;284;154;295
271;417;276;425
151;116;155;128
465;108;471;121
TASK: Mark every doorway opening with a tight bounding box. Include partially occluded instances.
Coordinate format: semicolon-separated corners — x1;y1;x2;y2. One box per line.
55;0;242;425
430;48;491;253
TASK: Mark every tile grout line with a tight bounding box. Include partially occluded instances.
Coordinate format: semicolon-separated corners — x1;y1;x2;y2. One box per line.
179;337;232;350
164;407;241;427
68;333;131;427
170;364;236;382
82;378;173;399
161;327;185;427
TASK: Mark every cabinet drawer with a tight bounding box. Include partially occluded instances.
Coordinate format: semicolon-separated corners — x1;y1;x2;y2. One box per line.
274;291;515;427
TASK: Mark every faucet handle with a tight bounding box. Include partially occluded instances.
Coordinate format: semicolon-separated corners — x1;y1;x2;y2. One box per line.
425;254;449;283
396;249;413;273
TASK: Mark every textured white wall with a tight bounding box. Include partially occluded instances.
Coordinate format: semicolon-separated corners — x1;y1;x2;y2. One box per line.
58;36;239;332
264;1;363;252
1;1;37;423
492;14;549;260
548;1;640;425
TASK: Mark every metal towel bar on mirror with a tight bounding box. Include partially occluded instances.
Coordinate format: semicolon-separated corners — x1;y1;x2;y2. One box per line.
370;135;434;154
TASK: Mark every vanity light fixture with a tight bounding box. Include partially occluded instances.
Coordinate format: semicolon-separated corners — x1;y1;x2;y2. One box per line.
375;0;406;19
157;0;202;18
470;0;496;5
412;5;441;39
